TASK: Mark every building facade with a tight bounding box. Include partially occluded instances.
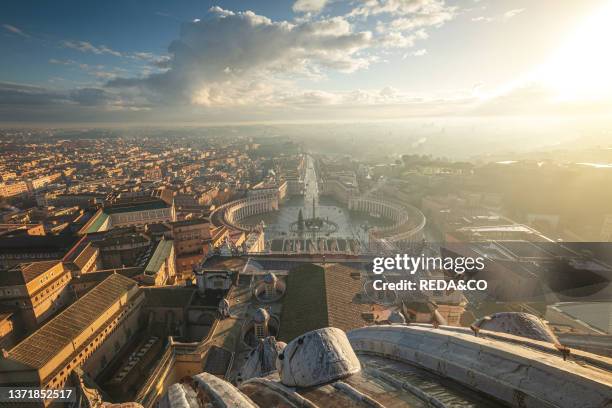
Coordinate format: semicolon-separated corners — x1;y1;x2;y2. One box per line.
0;260;73;331
0;274;144;405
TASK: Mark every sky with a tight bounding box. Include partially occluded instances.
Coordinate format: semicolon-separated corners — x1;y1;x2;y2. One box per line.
1;0;612;125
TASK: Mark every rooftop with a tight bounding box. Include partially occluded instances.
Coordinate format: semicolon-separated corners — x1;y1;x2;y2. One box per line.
171;218;210;227
551;302;612;334
0;260;63;286
104;200;169;215
278;263;369;342
83;211;109;233
145;239;174;276
0;234;77;254
4;274;138;370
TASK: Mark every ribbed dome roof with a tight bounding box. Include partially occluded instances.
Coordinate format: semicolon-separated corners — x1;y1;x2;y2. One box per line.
473;312;559;343
263;272;277;284
253;308;270;324
277;327;361;387
388;310;406;324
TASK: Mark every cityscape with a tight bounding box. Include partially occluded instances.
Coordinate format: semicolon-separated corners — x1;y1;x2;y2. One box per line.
1;0;611;407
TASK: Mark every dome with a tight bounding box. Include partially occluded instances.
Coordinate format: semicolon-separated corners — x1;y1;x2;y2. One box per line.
277;327;361;388
263;272;277;285
388;310;406;324
253;308;270;324
159;373;257;408
473;312;559;343
238;337;286;384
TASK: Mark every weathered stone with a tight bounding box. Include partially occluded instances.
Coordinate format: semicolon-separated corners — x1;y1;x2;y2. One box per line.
192;372;258;408
158;383;199;408
388;310;407;324
237;336;286;384
473;312;560;344
348;325;612;408
253;308;270;324
263;272;278;285
278;327;361;388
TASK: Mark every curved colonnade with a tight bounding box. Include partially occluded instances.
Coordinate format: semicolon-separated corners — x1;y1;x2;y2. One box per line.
348;197;426;244
211;192;426;248
211;194;279;232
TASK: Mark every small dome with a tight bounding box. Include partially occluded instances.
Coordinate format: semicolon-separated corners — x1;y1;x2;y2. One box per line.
277;327;361;388
191;373;256;407
263;272;278;285
388;310;406;324
238;337;286;383
473;312;559;343
253;308;270;324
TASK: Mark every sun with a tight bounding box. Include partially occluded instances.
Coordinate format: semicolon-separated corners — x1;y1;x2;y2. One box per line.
537;1;612;101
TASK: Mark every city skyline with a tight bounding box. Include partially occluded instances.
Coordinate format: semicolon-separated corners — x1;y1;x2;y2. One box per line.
1;0;612;125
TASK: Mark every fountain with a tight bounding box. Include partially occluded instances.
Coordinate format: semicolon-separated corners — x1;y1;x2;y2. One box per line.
289;197;338;234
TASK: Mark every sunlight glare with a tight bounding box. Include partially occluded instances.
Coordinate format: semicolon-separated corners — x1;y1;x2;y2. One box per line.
538;1;612;101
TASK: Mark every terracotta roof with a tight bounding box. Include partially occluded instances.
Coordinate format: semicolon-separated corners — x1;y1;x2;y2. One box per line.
279;263;369;342
6;274;138;370
0;260;63;286
71;266;144;284
73;243;98;270
0;234;77;254
22;260;64;282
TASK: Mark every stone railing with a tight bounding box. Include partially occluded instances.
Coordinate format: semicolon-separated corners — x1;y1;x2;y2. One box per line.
348;325;612;408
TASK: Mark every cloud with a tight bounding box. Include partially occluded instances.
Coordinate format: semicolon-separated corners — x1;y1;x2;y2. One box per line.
208;6;235;17
0;82;68;106
2;24;30;38
49;58;77;65
504;8;525;19
6;4;460;121
386;9;453;30
108;7;377;106
0;82;155;122
378;29;428;48
69;88;115;106
348;0;453;18
62;40;123;57
364;1;454;52
293;0;328;13
472;8;524;23
0;82;118;107
60;40;168;72
132;52;156;61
